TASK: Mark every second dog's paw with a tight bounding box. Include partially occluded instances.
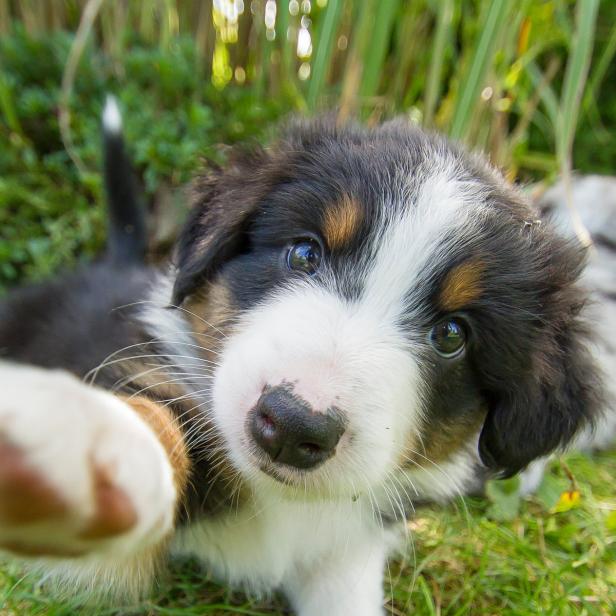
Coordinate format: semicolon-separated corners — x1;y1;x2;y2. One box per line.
0;363;177;559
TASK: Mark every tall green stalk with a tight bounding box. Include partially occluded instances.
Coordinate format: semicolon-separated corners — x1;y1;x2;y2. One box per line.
424;0;453;127
358;0;399;101
449;1;510;141
557;0;599;168
307;0;343;111
556;0;599;247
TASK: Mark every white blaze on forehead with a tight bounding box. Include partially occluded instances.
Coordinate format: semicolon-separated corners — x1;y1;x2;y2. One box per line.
361;161;489;322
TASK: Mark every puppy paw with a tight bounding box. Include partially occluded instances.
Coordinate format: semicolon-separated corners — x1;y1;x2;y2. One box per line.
0;363;177;559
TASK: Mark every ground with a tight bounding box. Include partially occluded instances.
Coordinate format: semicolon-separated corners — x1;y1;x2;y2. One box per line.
1;450;614;616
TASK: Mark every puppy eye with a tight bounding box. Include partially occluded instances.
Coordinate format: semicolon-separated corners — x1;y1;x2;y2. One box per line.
286;239;322;275
430;318;466;358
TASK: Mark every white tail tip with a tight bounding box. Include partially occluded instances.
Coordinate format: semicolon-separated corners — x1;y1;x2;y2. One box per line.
103;95;122;134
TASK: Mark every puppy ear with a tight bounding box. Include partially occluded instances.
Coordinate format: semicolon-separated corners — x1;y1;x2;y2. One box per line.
172;149;270;305
478;329;601;477
478;238;602;477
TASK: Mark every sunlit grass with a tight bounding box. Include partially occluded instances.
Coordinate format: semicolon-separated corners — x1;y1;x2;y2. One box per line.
1;450;614;616
2;1;613;179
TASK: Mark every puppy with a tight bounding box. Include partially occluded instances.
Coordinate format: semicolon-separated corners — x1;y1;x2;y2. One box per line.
0;100;602;615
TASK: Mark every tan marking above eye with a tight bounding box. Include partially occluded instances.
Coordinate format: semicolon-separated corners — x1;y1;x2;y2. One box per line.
439;259;485;312
322;196;364;250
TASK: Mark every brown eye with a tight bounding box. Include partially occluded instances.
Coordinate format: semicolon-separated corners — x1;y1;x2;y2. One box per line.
286;240;322;275
430;319;466;358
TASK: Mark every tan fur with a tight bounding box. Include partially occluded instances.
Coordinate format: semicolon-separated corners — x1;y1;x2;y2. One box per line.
439;260;485;311
79;465;138;539
1;540;87;558
122;396;190;500
106;358;188;404
323;196;364;250
404;413;485;466
0;438;67;524
185;280;234;363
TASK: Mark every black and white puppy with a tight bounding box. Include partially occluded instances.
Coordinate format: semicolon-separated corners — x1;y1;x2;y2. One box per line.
0;100;602;615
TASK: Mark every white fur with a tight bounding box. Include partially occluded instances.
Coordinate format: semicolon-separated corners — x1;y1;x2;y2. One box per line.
140;271;207;378
362;162;488;323
174;496;394;615
212;282;422;495
0;362;176;596
102;95;122;134
403;443;480;503
212;158;487;497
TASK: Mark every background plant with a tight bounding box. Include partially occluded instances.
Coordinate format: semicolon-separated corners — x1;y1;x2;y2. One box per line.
0;0;615;291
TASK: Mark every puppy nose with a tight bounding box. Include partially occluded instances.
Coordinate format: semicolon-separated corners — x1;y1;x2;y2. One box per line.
250;385;345;470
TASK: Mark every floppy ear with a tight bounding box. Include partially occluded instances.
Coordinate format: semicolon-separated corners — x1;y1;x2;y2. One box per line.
478;238;603;477
478;328;601;477
172;149;271;305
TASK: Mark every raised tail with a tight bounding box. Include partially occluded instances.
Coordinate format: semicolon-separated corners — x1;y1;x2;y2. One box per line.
102;95;147;265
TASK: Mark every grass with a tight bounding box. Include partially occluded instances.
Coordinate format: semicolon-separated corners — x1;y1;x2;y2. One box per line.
1;3;615;291
1;450;614;616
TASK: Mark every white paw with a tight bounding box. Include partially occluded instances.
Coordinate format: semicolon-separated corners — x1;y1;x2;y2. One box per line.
0;362;176;559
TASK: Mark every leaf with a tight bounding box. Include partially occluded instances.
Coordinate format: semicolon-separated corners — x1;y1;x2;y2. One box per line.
307;0;344;110
534;472;568;511
485;476;521;521
449;1;511;140
606;510;616;532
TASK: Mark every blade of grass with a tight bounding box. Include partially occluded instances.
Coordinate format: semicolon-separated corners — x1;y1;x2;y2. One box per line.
358;0;399;102
557;0;599;163
449;0;510;141
339;0;378;120
557;0;599;248
307;0;343;111
0;0;9;34
59;0;105;177
389;1;429;106
526;59;559;129
276;0;292;80
424;0;453;127
0;70;23;135
582;22;616;117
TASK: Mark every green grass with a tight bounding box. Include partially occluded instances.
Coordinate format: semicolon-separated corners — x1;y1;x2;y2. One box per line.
2;450;614;616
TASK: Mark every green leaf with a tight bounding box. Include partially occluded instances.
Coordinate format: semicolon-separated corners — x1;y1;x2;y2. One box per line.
449;1;511;140
307;0;344;110
606;510;616;532
534;472;568;511
424;0;454;127
556;0;599;167
485;476;521;522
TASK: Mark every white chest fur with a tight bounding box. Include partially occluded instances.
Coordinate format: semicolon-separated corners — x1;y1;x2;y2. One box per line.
175;495;399;607
173;494;397;595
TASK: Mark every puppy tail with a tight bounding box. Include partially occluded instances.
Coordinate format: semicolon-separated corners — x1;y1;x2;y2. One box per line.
102;95;147;265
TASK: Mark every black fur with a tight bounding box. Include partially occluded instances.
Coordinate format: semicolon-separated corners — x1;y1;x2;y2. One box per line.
0;264;155;377
103;110;147;265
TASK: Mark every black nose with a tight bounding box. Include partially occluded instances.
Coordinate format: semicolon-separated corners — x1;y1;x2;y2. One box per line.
250;385;345;470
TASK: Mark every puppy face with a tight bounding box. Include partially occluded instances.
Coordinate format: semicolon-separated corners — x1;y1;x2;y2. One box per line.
173;119;600;500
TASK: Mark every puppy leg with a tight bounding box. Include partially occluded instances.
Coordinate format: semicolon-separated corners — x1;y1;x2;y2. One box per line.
283;539;387;616
0;361;189;599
